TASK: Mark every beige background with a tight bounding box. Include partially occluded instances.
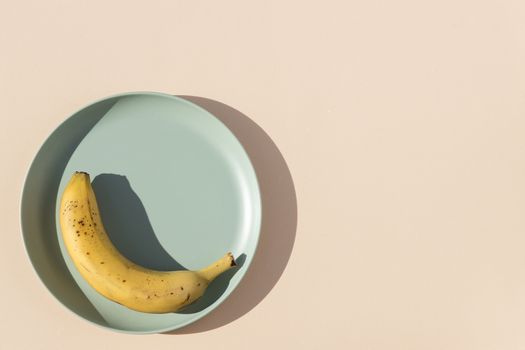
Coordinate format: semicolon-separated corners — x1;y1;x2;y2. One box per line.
2;0;525;348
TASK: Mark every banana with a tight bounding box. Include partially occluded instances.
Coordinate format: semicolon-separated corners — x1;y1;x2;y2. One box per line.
59;171;236;313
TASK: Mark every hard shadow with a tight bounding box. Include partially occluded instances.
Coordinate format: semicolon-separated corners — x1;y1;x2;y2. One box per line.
91;174;185;271
20;97;120;327
168;96;298;334
91;173;243;314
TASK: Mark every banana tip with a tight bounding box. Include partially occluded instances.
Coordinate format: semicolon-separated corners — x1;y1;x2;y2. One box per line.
228;252;237;267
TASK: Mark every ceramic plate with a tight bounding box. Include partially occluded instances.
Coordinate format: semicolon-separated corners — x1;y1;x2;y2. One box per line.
20;92;261;333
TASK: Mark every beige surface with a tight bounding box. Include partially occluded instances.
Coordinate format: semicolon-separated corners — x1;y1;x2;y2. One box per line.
2;0;525;348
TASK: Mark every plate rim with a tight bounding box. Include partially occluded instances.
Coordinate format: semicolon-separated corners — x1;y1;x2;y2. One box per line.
20;91;262;334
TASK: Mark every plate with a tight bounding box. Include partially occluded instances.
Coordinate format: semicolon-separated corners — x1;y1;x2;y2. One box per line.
20;92;261;333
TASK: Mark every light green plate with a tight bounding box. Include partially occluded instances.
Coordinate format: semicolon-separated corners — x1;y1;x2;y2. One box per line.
20;92;261;333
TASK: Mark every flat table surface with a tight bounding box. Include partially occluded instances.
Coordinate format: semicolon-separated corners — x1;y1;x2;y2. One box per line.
2;1;525;349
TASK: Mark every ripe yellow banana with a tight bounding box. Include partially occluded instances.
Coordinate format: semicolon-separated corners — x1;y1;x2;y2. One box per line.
59;171;236;313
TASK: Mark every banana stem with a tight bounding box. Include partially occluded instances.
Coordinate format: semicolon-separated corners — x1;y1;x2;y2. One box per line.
197;252;237;282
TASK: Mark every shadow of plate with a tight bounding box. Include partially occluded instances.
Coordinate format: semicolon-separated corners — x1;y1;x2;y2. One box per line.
167;96;298;334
